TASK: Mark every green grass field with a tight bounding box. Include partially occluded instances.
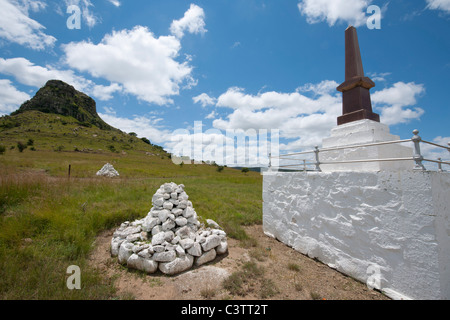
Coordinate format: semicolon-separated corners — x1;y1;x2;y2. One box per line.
0;114;262;299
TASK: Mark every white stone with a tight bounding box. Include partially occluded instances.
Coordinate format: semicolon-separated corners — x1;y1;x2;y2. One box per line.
179;238;195;250
195;249;217;267
110;238;124;257
216;241;228;255
153;245;165;253
163;201;174;210
201;235;221;252
142;217;159;232
137;249;152;259
164;231;175;242
115;226;141;239
175;217;188;227
159;254;194;275
153;197;164;207
153;250;177;262
158;210;170;223
206;219;221;229
118;242;134;265
172;208;183;216
176;226;194;239
162;219;176;231
183;207;195;218
151;232;166;246
175;245;186;257
127;254;158;274
187;242;202;257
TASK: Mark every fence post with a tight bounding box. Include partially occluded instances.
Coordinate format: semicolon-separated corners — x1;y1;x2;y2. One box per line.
438;158;443;172
412;130;426;171
314;146;321;172
268;153;272;169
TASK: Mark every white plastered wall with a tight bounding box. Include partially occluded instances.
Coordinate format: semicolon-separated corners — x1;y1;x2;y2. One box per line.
263;170;450;300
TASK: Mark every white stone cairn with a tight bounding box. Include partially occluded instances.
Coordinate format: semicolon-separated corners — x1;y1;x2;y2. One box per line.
110;182;228;275
96;163;120;177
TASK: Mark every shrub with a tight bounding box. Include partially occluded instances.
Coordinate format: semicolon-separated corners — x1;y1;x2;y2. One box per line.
140;137;150;145
27;138;34;146
17;142;27;153
241;167;249;173
217;166;224;172
0;145;5;155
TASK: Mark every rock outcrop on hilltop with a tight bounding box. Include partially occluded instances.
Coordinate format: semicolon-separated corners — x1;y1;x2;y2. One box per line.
12;80;112;130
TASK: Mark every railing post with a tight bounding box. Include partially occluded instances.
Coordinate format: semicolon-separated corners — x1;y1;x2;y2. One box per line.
314;146;321;172
268;153;272;169
412;129;426;171
438;158;443;172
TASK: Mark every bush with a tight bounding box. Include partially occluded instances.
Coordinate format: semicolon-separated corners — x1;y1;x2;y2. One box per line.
27;138;34;146
241;167;249;173
54;145;65;152
140;137;151;145
0;145;5;155
17;142;27;153
217;166;224;172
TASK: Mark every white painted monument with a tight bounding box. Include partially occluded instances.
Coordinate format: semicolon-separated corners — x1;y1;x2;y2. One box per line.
263;26;450;300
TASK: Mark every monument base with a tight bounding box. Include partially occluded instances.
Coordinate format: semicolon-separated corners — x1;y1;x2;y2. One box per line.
321;119;413;172
337;109;380;125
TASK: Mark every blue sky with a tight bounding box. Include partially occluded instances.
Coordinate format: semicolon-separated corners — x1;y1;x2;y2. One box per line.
0;0;449;166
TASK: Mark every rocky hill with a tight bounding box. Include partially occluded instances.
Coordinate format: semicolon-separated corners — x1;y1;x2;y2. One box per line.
0;80;167;156
12;80;112;130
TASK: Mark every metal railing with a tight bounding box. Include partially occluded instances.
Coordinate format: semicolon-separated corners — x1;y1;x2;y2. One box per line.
269;130;450;172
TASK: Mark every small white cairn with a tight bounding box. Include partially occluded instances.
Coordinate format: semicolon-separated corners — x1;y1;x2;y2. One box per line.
96;163;119;177
111;182;228;275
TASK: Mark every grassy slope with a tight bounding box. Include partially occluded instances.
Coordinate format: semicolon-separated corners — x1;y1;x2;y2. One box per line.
0;111;262;299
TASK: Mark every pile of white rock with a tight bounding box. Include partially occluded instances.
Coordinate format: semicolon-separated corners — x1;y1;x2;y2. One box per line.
110;182;228;275
96;163;120;177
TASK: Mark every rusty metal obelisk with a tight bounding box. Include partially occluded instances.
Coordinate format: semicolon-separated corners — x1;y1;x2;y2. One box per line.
337;26;380;126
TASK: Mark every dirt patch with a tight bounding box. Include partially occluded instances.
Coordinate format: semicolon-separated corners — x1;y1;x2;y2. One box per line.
88;225;389;300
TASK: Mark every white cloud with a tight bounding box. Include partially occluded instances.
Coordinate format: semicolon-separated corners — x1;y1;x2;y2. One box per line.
426;0;450;13
297;0;372;27
297;80;339;96
372;82;425;125
98;111;171;145
170;4;207;39
0;79;31;115
211;84;342;151
367;72;391;82
0;57;122;101
62;25;197;105
193;93;217;107
207;80;426;152
420;136;450;170
91;83;122;101
107;0;120;7
0;0;56;50
205;110;218;119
